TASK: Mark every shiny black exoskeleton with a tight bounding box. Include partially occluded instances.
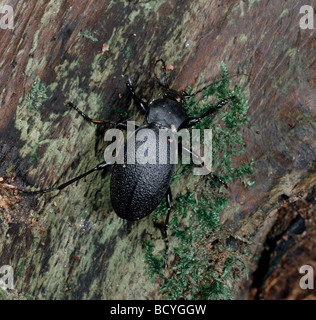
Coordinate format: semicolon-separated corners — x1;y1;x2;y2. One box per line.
21;60;234;267
110;97;188;222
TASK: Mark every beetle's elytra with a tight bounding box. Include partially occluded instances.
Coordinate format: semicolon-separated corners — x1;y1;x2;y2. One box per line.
111;123;176;221
20;59;234;267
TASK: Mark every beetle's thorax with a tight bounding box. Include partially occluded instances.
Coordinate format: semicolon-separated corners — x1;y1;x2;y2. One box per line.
147;98;188;131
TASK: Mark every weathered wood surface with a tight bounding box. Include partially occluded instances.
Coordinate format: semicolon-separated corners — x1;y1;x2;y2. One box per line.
0;0;315;299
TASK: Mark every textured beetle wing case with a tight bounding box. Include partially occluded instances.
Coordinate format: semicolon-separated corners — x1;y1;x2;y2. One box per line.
110;124;176;221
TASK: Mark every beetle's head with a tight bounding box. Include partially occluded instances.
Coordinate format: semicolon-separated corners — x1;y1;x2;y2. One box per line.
162;87;186;105
154;59;187;105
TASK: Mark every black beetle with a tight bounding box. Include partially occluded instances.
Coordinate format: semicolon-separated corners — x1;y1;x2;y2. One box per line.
21;60;234;266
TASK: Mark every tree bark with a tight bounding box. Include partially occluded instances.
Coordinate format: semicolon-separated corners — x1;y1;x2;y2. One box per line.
0;0;315;299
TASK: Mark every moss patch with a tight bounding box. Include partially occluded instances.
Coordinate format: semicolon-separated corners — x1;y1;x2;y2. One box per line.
144;63;254;299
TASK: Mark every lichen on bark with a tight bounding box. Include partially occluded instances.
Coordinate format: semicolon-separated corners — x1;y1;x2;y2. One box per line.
0;0;315;300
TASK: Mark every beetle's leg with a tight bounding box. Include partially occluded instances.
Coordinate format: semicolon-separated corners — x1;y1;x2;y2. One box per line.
126;80;148;114
179;144;228;188
67;102;130;130
67;102;118;126
209;173;228;188
163;187;173;269
18;161;111;194
178;143;203;165
178;96;234;130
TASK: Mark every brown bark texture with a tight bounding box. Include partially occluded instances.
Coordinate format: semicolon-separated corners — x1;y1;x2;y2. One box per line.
0;0;315;299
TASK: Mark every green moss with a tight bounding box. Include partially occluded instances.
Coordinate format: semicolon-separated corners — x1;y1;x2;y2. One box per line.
144;62;254;300
29;143;39;163
97;101;105;115
124;45;133;59
6;164;14;173
22;292;35;300
144;241;164;283
25;78;48;110
115;107;129;119
81;30;99;42
0;289;7;299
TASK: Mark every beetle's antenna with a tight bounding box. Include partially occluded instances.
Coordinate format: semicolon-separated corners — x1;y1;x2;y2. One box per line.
16;161;111;195
183;73;249;98
154;59;189;104
154;59;169;90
